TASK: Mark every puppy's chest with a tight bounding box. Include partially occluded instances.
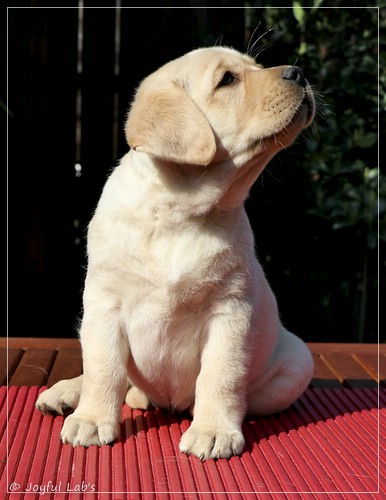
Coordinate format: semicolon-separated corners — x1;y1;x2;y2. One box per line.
90;207;248;310
130;219;237;293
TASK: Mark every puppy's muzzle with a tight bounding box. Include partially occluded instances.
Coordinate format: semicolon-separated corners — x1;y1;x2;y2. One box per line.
282;65;315;125
282;66;307;87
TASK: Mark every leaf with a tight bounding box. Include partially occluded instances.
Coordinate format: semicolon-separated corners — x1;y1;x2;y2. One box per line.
358;132;377;148
299;41;307;55
312;0;324;11
293;1;305;26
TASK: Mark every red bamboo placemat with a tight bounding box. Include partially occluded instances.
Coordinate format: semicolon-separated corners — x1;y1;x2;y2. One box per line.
0;386;384;498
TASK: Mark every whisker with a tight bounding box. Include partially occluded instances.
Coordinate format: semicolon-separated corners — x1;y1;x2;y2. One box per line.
214;34;224;47
252;41;273;60
313;94;334;124
273;133;287;150
246;23;262;55
193;168;210;186
265;165;284;185
246;25;274;61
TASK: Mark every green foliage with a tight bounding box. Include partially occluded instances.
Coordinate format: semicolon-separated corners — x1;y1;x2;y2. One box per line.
247;5;381;341
264;5;381;248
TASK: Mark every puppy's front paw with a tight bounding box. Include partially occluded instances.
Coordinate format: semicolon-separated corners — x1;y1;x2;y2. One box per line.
60;412;120;447
36;379;81;416
179;423;245;460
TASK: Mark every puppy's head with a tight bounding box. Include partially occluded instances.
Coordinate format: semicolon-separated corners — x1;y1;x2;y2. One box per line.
125;46;315;168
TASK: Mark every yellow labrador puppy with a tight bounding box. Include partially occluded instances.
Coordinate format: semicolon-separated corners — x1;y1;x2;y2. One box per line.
36;46;315;460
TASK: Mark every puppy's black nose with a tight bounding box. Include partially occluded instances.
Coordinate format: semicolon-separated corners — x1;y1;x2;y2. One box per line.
282;66;306;87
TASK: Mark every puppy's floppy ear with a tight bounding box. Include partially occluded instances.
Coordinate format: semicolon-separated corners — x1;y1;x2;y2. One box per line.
125;80;216;166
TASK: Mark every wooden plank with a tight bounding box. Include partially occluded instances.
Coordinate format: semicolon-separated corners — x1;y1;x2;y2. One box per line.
0;348;6;386
3;339;383;353
319;353;378;388
310;353;343;388
308;343;383;354
1;339;383;389
47;349;83;387
0;348;24;386
353;352;386;385
8;349;56;387
0;338;80;349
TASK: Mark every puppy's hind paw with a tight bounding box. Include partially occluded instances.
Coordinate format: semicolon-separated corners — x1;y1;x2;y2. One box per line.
179;424;245;460
125;385;151;410
36;379;81;416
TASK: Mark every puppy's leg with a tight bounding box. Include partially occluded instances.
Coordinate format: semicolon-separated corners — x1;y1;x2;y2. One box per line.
179;300;250;460
60;305;129;447
247;328;314;416
36;375;83;416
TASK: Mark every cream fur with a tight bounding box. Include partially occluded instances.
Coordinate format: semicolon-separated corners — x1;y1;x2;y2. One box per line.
36;46;315;460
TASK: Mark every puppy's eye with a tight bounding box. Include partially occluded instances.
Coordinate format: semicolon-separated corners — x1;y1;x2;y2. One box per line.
218;71;236;88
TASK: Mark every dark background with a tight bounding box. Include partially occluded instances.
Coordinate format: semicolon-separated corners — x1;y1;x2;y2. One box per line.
5;2;383;343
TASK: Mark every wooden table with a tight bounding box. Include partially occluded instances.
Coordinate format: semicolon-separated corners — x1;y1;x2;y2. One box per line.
1;337;384;388
1;338;385;498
